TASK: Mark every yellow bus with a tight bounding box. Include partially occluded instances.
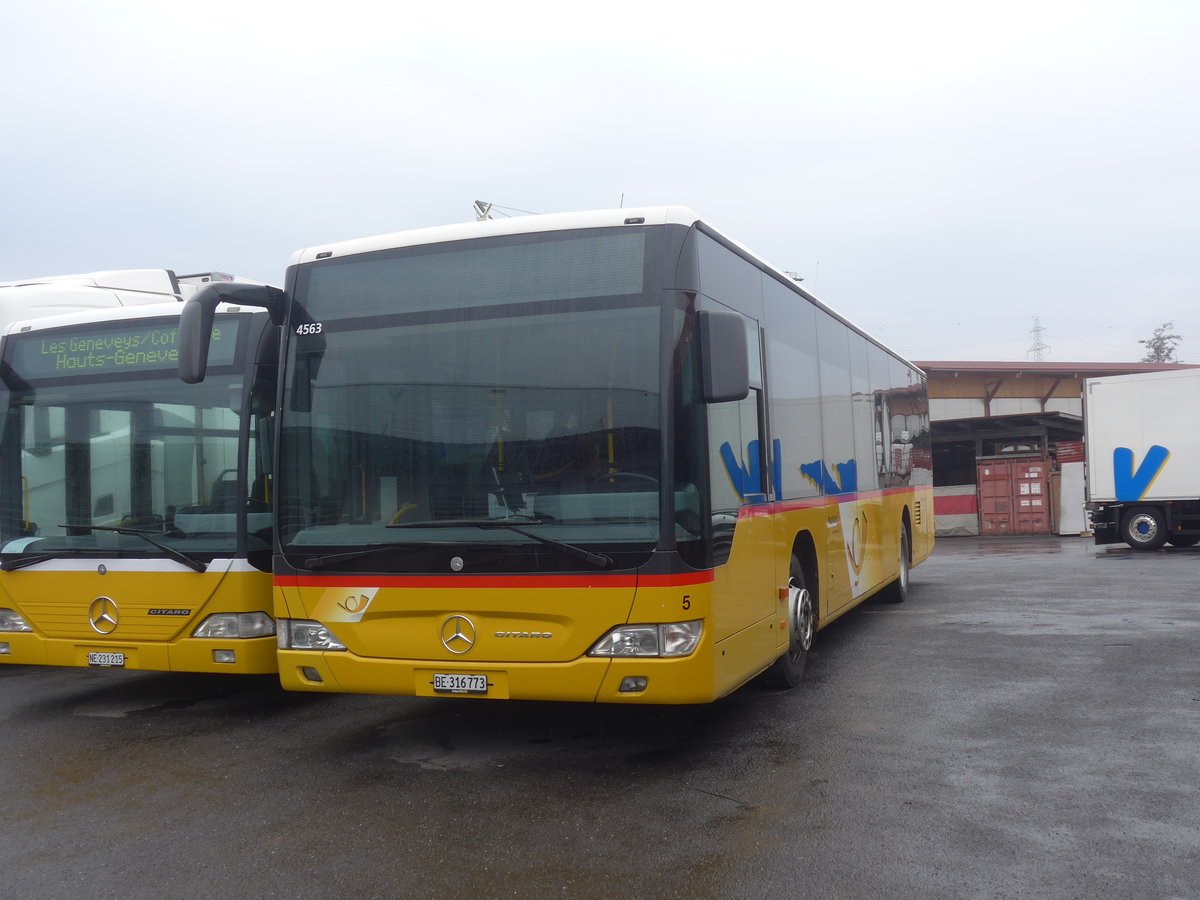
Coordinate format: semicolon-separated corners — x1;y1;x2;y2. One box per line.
181;206;934;702
0;299;279;673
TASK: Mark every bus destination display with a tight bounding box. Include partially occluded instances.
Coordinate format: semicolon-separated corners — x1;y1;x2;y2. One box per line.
8;320;240;379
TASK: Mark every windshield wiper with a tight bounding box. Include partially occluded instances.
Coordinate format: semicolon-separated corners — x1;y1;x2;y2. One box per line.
58;525;208;573
1;551;75;572
387;518;614;570
299;542;439;570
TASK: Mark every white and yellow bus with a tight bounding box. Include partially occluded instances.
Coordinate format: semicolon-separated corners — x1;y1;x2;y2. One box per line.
0;298;279;673
182;207;934;702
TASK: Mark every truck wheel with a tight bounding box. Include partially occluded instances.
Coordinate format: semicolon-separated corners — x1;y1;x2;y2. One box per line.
768;557;814;688
1120;506;1168;551
1166;535;1200;548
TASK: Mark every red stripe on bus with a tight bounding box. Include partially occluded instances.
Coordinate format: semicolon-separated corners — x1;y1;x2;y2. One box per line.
740;487;926;518
275;571;714;590
638;572;714;586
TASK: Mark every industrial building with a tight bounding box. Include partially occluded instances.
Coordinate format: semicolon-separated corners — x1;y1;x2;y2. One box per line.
914;361;1197;536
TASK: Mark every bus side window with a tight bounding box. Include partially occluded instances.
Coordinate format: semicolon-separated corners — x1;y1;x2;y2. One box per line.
707;389;763;564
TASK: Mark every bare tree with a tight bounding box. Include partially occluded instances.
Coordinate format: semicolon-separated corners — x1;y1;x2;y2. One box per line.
1139;322;1182;363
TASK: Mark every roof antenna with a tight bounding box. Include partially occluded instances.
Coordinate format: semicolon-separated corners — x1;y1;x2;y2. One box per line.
473;201;493;221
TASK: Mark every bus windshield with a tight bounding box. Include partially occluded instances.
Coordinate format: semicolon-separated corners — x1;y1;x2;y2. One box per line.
279;230;665;570
0;321;267;561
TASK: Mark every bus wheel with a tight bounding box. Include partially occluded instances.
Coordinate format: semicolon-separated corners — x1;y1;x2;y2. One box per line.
1120;506;1168;551
884;528;910;603
769;558;813;688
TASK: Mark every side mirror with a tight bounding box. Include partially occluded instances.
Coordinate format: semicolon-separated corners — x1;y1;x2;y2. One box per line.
696;309;750;403
179;283;286;384
178;292;216;384
257;416;274;476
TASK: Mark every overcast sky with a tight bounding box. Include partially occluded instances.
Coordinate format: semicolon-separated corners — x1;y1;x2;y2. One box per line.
4;0;1197;363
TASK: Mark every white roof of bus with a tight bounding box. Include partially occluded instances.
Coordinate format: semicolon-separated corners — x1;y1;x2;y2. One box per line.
0;270;263;337
284;208;923;374
0;270;245;292
289;206;702;265
4;299;249;339
0;269;180;293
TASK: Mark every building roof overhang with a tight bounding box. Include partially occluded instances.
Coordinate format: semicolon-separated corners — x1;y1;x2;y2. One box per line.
931;411;1083;445
914;361;1198;377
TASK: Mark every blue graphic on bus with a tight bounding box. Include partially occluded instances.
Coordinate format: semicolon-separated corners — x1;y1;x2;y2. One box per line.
1113;445;1170;501
720;439;857;500
800;459;858;496
719;438;784;502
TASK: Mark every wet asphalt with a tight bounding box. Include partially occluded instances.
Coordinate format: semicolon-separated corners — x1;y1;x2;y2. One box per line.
1;534;1197;899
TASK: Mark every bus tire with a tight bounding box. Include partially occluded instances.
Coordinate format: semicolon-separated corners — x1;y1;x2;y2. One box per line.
883;527;910;603
768;557;814;688
1120;506;1168;551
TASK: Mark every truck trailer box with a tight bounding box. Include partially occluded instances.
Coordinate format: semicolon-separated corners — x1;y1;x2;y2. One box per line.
1084;368;1200;549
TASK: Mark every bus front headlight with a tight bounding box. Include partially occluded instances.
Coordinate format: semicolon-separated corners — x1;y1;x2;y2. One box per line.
278;619;347;651
192;612;275;639
588;620;703;658
0;608;33;633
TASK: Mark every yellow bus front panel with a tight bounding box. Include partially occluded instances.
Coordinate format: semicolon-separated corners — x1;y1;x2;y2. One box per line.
0;562;276;674
276;571;783;704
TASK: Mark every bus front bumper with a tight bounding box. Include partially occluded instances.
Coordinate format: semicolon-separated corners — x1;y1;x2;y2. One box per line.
0;632;278;674
277;649;728;704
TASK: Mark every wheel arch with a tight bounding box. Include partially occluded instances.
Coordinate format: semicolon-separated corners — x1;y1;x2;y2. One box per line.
789;530;820;622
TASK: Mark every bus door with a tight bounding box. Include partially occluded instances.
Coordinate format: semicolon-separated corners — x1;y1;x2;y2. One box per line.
707;318;775;648
816;315;857;616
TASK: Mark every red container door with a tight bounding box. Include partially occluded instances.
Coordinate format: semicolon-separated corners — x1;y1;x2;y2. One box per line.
978;461;1013;535
1012;460;1050;534
977;457;1052;535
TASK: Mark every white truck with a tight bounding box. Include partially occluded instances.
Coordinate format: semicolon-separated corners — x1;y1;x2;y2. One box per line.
1084;367;1200;550
0;269;245;332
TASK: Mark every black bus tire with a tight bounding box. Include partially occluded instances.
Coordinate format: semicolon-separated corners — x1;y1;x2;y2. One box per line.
883;527;911;603
768;556;814;688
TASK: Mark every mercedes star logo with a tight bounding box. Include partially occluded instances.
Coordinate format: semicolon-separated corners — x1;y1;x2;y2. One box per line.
440;615;476;654
89;596;119;635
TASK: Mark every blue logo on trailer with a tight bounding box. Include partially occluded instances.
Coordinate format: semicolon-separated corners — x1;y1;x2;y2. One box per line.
1113;445;1170;501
